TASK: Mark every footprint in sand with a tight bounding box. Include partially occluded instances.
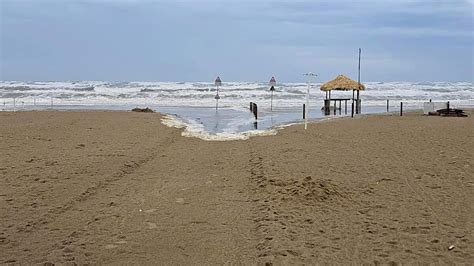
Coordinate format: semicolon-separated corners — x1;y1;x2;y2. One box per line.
146;222;157;229
105;244;118;249
144;208;157;213
175;198;185;204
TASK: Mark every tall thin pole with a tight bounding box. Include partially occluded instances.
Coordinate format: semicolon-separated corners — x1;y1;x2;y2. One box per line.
214;76;221;111
357;48;361;114
306;81;309;130
303;73;316;130
358;48;361;87
269;77;276;112
271;90;273;111
215;84;219;111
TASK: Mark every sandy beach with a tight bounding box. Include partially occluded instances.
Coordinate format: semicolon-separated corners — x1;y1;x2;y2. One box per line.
0;110;472;264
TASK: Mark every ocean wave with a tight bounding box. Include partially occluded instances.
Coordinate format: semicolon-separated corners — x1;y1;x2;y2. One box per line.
0;81;472;108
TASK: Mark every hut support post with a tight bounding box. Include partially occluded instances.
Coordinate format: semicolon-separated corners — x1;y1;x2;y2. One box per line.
344;100;347;114
324;99;330;115
333;100;336;115
338;100;342;115
356;91;360;114
351;101;354;118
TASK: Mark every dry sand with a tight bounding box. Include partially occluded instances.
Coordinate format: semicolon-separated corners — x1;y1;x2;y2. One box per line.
0;110;473;264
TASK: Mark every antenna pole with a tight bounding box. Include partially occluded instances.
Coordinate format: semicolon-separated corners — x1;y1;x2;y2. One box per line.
357;48;361;114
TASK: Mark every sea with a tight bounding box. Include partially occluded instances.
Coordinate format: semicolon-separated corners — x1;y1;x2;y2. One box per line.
1;81;473;140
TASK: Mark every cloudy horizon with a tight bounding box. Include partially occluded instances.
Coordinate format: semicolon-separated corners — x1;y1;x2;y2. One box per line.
1;0;473;82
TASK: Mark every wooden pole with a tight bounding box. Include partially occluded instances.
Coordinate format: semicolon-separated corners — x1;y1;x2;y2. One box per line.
351;101;354;118
253;103;258;120
400;102;403;116
303;104;306;119
344;100;347;114
333;100;336;115
352;89;355;116
324;99;330;115
386;99;389;112
338;100;342;115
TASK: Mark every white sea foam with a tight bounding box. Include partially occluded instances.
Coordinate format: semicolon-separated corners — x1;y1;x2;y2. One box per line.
2;80;472;138
161;114;277;141
2;80;472;109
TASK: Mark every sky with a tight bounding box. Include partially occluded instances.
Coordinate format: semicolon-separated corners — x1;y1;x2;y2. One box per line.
0;0;473;82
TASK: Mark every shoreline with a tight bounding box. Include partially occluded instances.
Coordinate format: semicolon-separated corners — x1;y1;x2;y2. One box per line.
1;110;472;264
0;108;426;141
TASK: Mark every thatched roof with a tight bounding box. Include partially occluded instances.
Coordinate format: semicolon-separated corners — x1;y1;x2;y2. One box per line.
320;75;365;91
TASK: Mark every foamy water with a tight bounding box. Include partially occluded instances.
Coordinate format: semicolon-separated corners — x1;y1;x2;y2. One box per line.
1;80;472;140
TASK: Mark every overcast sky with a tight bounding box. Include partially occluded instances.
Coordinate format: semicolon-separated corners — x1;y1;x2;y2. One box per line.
1;0;473;82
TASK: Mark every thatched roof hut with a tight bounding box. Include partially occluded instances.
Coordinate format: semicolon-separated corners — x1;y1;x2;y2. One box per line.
320;74;365;91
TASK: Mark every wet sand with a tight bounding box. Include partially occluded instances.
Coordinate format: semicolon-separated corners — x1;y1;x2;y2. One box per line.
0;110;473;264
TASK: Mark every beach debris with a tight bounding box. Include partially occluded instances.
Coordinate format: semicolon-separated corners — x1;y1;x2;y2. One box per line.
139;209;143;212
144;208;157;213
448;245;455;250
176;198;185;204
146;222;157;229
428;102;467;117
131;107;154;113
